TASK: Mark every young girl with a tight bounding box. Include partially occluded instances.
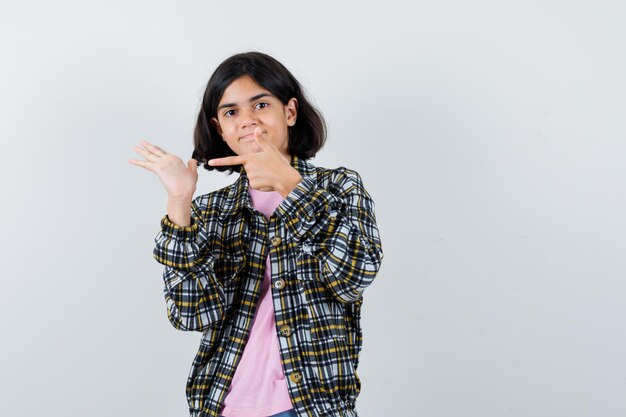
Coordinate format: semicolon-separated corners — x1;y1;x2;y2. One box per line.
129;51;384;417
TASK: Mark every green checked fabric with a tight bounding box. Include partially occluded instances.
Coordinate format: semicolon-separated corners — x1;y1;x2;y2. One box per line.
153;154;384;417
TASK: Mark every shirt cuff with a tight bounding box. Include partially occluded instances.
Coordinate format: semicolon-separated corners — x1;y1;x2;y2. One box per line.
159;214;199;241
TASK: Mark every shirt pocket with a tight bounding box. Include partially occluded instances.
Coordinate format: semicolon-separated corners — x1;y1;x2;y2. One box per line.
304;332;361;412
344;298;363;370
295;251;346;341
211;254;245;311
212;254;244;284
295;251;361;410
187;323;224;409
284;198;342;245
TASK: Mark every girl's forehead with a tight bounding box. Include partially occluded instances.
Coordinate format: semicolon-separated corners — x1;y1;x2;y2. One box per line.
218;76;275;105
224;75;265;94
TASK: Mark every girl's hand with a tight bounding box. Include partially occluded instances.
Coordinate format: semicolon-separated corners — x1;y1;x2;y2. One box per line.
208;127;302;197
128;140;198;200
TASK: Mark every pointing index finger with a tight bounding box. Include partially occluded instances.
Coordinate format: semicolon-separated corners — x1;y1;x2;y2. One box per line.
208;155;245;166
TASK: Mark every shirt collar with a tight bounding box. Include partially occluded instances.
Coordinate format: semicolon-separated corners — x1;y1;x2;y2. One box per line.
219;154;316;220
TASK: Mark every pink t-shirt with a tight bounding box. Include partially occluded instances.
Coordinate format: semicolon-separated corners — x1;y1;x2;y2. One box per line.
219;187;294;417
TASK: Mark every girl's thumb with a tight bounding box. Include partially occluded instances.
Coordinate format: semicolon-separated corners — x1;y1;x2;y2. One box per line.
188;158;198;170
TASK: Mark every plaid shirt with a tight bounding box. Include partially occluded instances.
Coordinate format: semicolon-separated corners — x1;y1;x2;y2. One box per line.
152;154;384;417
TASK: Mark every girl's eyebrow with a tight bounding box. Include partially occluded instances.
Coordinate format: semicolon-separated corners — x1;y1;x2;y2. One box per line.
217;93;273;111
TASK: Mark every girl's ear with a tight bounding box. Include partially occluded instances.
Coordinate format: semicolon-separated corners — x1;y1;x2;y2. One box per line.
286;98;298;127
210;117;224;137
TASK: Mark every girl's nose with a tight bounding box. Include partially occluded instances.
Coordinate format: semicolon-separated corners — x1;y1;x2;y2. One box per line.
239;108;258;128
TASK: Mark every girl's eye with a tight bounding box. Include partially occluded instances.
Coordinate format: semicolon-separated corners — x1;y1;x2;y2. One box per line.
224;109;236;117
256;102;269;109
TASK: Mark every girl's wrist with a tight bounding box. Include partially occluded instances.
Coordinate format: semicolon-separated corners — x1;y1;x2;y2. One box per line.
167;192;194;202
166;197;193;227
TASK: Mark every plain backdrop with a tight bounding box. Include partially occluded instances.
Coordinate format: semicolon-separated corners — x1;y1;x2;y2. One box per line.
1;1;625;416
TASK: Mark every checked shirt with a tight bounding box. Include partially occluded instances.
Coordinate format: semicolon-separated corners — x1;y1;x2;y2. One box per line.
152;154;384;417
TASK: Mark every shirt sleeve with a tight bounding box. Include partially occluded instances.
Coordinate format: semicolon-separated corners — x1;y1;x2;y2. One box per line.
152;197;225;331
275;167;384;304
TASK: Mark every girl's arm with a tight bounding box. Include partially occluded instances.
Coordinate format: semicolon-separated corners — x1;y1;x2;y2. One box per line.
275;167;384;304
153;197;225;331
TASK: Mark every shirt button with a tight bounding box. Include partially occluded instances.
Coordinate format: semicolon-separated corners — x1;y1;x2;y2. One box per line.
279;324;292;337
270;236;282;246
274;278;286;290
289;371;303;384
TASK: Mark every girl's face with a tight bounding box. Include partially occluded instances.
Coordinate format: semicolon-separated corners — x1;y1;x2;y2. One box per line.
211;75;298;160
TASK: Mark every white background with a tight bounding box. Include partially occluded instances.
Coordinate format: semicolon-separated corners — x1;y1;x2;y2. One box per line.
1;1;625;416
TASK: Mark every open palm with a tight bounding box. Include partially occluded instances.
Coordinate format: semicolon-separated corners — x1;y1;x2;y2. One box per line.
128;140;198;199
